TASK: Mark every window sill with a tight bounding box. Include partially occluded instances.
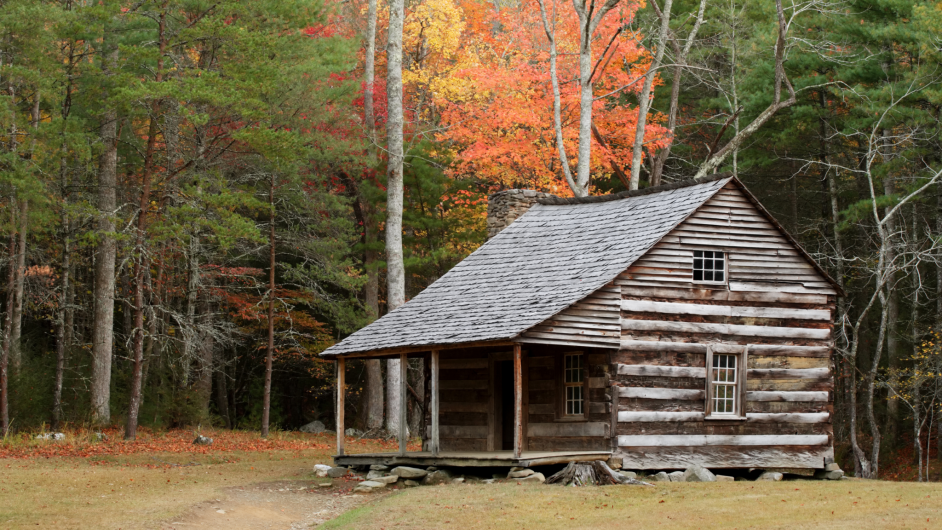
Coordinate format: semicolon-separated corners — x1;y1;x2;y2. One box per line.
554;416;589;423
704;415;747;421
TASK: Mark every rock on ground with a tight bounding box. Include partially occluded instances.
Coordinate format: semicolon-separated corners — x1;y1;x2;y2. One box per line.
814;469;845;480
370;475;399;485
653;472;671;482
716;475;735;482
403;480;420;487
423;470;452;485
668;471;685;482
327;467;350;478
298;421;326;434
682;465;716;483
452;478;465;484
366;471;385;480
313;464;332;478
508;469;534;479
392;466;428;479
193;436;213;445
757;472;783;481
370;464;389;471
352;480;386;493
825;462;841;472
617;471;637;480
518;472;545;484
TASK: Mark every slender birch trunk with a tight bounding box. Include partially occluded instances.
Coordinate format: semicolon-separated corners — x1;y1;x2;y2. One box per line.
629;0;673;189
262;176;276;437
9;200;27;372
1;227;14;436
385;0;406;435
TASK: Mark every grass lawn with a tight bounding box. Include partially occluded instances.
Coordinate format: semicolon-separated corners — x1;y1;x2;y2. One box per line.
323;479;942;530
0;428;403;529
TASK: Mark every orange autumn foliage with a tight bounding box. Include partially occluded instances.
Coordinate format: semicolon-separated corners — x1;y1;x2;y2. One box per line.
438;0;669;193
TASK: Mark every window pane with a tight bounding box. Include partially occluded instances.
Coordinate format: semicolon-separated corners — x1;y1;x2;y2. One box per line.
693;270;703;281
694;259;703;269
694;251;703;258
715;271;724;282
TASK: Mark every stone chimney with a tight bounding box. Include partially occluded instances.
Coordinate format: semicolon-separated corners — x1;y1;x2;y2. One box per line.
486;189;557;240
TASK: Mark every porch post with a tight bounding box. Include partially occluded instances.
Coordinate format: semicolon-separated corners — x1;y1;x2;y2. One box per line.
336;357;345;456
399;352;408;456
513;343;522;459
430;350;440;456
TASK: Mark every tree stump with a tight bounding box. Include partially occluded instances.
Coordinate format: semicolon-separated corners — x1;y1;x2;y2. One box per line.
546;460;652;487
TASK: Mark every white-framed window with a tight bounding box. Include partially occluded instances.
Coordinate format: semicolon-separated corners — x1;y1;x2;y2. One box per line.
704;346;748;419
693;250;726;283
710;354;738;414
564;352;584;416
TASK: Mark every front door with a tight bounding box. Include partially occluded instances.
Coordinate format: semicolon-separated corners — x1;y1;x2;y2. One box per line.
496;360;514;450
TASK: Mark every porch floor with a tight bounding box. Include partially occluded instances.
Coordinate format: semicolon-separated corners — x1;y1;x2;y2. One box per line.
333;450;612;468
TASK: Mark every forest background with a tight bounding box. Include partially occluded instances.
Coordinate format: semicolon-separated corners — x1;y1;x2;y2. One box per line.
2;0;942;481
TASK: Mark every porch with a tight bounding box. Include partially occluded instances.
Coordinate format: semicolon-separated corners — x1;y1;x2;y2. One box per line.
332;342;614;465
333;450;613;468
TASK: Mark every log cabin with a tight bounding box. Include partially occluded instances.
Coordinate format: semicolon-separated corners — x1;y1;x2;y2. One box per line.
320;174;842;471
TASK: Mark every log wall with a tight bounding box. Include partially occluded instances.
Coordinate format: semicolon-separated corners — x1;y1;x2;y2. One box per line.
437;349;491;452
526;347;612;452
612;182;837;469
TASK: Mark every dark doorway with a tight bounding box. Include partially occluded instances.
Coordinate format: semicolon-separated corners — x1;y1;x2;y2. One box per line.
496;360;514;450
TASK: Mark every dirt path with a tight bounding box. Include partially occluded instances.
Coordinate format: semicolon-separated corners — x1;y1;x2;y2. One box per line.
159;478;381;530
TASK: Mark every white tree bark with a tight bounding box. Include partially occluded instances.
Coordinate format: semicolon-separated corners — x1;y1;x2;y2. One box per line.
629;0;673;189
571;0;621;195
385;0;405;434
536;0;579;196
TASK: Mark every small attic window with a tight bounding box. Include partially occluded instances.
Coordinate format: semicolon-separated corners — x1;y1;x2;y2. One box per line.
693;250;726;283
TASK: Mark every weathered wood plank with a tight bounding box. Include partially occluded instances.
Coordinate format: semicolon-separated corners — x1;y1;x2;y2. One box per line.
618;411;705;422
617;387;705;400
616;445;833;469
513;344;522;459
617;364;705;378
618;340;830;358
747;368;830;380
747;391;829;402
621;319;831;340
336;358;345;456
399;352;408;456
620;300;830;321
745;412;830;423
430;350;440;456
730;280;836;295
528;422;609;438
439;358;488;370
439;402;488;413
616;434;829;447
439;425;488;438
616;411;829;423
439;379;488;390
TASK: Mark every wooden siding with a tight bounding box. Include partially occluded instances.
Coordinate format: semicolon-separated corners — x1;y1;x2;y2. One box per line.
517;285;621;348
612;182;835;469
526;348;613;452
437;350;491;452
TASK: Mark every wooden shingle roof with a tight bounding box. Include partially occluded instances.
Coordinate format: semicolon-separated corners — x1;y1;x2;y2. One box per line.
321;175;735;357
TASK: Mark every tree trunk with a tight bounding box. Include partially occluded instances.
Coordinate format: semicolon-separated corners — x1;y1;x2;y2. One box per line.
262;177;276;437
385;0;405;435
91;73;118;425
10;200;27;371
364;0;378;144
215;351;231;429
629;0;673;189
536;0;579;196
883;135;900;448
196;300;214;419
52;207;70;430
1;228;15;436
